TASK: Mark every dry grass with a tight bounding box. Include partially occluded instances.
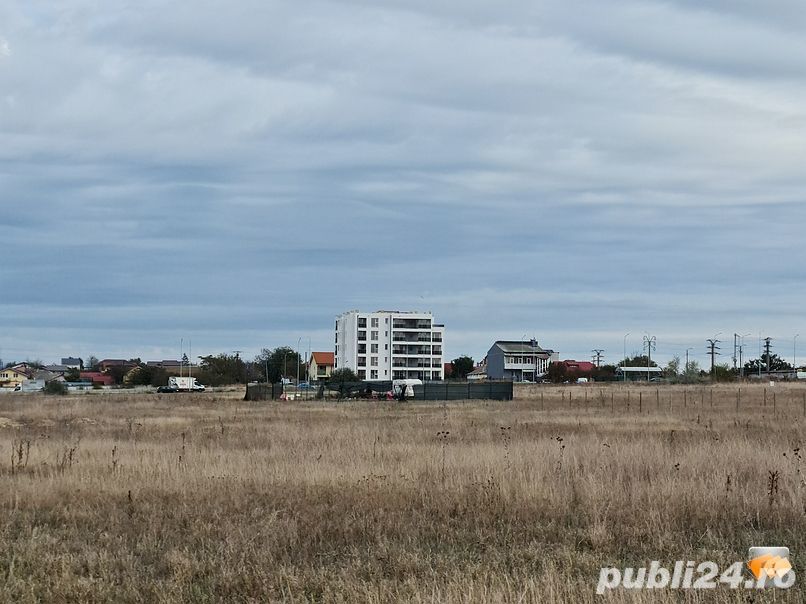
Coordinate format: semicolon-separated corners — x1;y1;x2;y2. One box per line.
1;384;805;602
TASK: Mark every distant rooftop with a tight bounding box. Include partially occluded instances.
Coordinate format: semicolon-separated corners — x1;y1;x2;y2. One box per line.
492;341;553;354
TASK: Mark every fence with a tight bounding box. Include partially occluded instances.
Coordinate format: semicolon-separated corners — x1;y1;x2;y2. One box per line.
245;380;513;402
412;381;513;401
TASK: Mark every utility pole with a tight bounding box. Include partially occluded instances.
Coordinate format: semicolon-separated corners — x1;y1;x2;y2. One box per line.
706;339;720;375
643;335;656;381
794;334;799;375
592;349;604;368
733;333;739;373
622;333;630;382
763;337;773;377
233;350;243;383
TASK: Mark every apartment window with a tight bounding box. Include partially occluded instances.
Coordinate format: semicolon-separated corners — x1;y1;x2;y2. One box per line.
358;317;367;328
358;330;366;341
371;318;379;328
358;370;366;379
384;344;388;350
358;357;366;367
370;370;378;379
335;333;338;343
385;331;388;337
358;344;366;354
370;357;378;366
371;344;378;353
371;331;378;340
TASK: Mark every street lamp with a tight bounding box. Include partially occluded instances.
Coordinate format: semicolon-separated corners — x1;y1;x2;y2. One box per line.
297;337;303;385
521;333;527;382
795;334;800;374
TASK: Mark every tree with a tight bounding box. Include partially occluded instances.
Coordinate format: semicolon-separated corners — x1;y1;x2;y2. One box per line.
254;347;304;384
546;362;567;383
664;356;681;378
620;355;658;368
64;368;80;382
44;381;68;395
124;365;168;387
450;356;474;380
197;353;245;386
593;364;618;381
330;367;359;383
743;354;792;375
682;359;701;383
85;356;100;371
711;363;736;383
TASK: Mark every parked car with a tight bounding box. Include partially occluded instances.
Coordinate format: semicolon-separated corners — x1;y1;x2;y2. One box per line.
297;382;313;390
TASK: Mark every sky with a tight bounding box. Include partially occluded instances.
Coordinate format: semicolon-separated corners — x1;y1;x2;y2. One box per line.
2;1;806;369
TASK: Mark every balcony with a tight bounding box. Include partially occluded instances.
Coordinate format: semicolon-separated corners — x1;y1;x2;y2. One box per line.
393;333;432;343
392;346;432;356
393;319;432;330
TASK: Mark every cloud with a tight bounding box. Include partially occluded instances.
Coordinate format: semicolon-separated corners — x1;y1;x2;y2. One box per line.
1;1;805;365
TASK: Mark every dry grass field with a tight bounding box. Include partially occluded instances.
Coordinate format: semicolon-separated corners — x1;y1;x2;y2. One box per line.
1;384;806;602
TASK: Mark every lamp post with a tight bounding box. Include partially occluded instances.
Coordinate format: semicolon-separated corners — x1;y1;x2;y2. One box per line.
795;334;800;375
623;332;630;382
685;347;694;376
297;337;302;385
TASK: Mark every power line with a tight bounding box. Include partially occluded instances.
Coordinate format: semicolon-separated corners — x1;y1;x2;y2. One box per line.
591;349;604;368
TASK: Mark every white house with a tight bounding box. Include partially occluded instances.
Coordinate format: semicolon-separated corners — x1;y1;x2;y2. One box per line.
335;310;444;381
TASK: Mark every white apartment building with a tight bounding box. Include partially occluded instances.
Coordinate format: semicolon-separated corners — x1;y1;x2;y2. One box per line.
335;310;445;381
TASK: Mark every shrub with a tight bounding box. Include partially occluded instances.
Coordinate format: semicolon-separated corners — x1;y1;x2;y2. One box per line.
44;381;68;395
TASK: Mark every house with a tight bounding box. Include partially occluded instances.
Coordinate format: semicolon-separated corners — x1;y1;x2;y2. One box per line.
44;364;71;376
485;340;559;381
558;360;597;374
79;372;115;386
0;366;33;389
32;369;61;383
443;362;454;379
615;366;664;381
61;357;83;370
467;359;488;381
146;360;182;370
99;359;135;373
335;310;444;381
309;352;335;382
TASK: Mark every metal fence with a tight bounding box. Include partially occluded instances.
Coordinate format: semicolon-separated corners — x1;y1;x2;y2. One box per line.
245;380;513;402
412;381;513;401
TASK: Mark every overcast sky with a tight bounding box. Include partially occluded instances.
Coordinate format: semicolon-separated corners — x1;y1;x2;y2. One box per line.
2;1;806;368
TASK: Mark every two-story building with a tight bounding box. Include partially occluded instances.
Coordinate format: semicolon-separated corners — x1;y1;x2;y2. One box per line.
308;352;335;382
485;340;558;381
0;366;33;389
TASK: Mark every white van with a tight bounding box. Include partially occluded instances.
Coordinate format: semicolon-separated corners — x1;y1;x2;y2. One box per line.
392;379;422;398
